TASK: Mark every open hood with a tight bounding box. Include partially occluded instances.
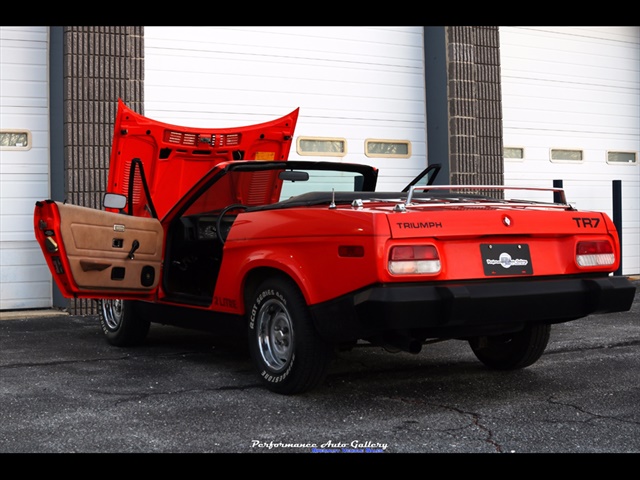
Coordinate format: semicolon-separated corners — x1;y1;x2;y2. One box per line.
107;99;299;220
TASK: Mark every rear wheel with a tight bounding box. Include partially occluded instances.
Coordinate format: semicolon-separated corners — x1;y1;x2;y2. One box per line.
247;276;333;394
469;323;551;370
98;299;150;347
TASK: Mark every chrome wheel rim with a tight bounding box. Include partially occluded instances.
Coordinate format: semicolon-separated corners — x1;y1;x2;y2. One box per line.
101;299;123;331
256;298;294;372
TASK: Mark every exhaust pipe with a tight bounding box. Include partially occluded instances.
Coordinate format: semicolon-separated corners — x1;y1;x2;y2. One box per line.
379;332;423;354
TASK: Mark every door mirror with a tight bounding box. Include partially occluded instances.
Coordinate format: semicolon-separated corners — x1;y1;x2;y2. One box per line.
103;193;127;210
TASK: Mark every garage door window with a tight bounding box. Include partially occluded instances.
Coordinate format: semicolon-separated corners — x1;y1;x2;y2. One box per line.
504;147;524;161
607;151;637;165
297;137;347;157
550;148;583;163
0;130;31;150
365;139;411;158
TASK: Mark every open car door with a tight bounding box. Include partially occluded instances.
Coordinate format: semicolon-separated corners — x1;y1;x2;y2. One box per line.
34;199;164;300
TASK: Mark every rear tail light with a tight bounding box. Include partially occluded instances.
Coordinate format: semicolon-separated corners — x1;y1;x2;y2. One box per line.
389;245;441;275
576;240;615;267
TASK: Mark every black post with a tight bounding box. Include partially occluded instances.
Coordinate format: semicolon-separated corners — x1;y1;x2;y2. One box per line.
613;180;623;276
553;179;563;203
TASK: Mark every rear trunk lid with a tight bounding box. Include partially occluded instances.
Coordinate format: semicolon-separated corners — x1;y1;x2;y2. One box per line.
383;192;620;280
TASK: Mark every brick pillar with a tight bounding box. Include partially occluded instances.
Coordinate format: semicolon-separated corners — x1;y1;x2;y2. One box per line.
63;26;144;315
446;26;503;189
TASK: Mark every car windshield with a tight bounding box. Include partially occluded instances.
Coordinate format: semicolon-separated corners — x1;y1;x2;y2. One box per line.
179;161;379;218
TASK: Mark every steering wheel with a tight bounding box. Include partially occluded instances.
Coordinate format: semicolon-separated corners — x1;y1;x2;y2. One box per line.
216;204;248;244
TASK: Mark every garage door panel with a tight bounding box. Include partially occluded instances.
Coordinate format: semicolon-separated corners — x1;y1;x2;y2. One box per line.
502;27;639;276
0;26;51;309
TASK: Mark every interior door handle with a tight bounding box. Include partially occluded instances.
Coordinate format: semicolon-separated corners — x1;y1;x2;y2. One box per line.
127;240;140;259
80;260;111;272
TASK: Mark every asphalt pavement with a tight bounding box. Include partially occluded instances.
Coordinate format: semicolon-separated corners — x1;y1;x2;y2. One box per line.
1;278;638;455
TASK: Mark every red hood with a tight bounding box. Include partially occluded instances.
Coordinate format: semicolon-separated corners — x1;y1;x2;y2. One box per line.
107;99;299;219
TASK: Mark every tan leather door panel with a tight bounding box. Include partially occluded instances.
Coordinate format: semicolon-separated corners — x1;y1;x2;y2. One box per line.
56;202;163;291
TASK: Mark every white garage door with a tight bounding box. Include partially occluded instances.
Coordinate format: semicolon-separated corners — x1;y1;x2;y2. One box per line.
0;26;51;310
501;27;640;276
143;26;427;191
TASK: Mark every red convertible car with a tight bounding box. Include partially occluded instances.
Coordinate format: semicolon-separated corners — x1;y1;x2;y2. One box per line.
34;100;635;394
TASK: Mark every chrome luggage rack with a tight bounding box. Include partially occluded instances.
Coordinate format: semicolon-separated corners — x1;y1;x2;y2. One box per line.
392;185;574;212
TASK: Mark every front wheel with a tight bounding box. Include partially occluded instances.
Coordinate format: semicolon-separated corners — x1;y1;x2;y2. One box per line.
469;323;551;370
98;299;150;347
247;276;333;394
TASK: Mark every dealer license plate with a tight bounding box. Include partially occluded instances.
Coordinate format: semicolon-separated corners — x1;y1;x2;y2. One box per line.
480;243;533;276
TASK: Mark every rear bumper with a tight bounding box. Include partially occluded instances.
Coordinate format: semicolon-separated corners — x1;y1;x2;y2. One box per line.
309;275;636;342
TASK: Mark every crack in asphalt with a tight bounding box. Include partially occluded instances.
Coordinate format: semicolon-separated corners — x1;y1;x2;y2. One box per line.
389;390;640;453
391;397;504;453
433;404;504;453
1;350;259;402
548;339;640;355
0;349;225;370
547;395;640;426
105;383;262;406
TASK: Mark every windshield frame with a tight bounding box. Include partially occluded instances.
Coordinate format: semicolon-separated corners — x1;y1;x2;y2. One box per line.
164;160;380;223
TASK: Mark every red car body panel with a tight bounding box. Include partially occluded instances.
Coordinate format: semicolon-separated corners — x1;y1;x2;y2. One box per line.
211;208;385;309
108;99;299;219
209;204;625;312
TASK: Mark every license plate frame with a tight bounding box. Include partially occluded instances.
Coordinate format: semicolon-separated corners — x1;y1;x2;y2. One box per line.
480;243;533;276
